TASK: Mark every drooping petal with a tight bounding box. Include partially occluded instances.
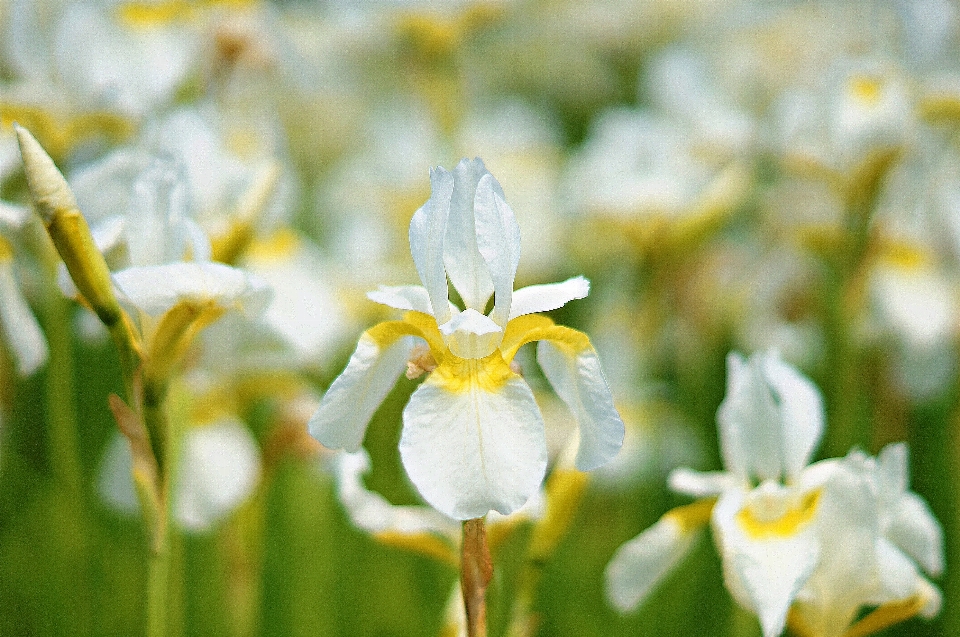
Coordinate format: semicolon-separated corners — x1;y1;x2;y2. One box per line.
173;421;260;532
473;172;520;327
509;276;590;320
713;487;820;637
409;167;454;324
443;158;495;312
0;257;48;375
113;261;271;317
537;335;624;471
399;366;547;520
367;285;434;314
887;492;945;577
606;514;703;612
308;323;416;452
334;448;457;538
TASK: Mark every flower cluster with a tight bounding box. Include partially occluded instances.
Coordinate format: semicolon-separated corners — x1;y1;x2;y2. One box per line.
606;351;943;637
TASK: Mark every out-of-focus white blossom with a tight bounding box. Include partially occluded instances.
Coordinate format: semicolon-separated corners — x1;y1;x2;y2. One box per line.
100;418;261;532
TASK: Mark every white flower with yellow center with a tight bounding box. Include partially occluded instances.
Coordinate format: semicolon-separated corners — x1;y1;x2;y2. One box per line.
607;350;944;637
309;158;624;520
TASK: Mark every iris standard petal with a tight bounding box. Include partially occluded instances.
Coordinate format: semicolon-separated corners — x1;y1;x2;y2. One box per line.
509;276;590;320
409;167;454;324
537;338;624;471
308;324;414;452
887;492;944;577
399;368;547;520
113;261;271;316
760;352;824;479
473;172;520;327
717;352;788;483
605;514;702;612
442;158;495;312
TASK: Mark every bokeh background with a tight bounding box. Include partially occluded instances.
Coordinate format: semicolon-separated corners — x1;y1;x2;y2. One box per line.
0;0;958;635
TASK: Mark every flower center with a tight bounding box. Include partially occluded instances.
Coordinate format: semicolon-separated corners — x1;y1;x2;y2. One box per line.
736;481;821;539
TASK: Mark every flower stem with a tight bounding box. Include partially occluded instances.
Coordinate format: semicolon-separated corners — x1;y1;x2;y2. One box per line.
147;527;171;637
42;291;82;499
461;518;492;637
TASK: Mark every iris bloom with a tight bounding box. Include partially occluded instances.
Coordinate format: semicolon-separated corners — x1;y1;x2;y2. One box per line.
310;158;624;520
606;350;943;637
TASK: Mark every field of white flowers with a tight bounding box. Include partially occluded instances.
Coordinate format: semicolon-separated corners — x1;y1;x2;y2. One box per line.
0;1;956;636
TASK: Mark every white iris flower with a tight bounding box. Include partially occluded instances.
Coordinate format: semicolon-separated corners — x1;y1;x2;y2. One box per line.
309;158;624;520
606;350;943;637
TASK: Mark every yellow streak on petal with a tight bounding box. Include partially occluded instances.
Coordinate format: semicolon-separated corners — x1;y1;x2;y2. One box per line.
664;498;717;533
0;236;12;262
842;595;927;637
117;0;256;28
735;490;821;539
430;353;516;395
500;314;592;362
400;310;448;360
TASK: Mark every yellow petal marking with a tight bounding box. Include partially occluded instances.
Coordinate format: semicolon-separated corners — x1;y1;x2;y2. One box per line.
430;352;516;395
500;313;592;362
842;595;928;637
400;310;448;361
664;498;717;533
735;489;821;539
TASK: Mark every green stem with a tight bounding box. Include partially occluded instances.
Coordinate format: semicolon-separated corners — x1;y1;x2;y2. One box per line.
147;526;172;637
42;290;82;499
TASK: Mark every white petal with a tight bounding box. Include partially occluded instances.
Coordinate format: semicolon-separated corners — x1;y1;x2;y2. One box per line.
409;167;454;324
0;202;30;231
174;421;260;532
443;158;495;312
717;351;823;483
0;259;48;375
113;262;271;316
668;468;735;497
509;276;590;320
333;449;457;538
760;352;824;478
887;492;944;577
606;515;702;612
714;488;820;637
537;340;624;471
367;285;433;314
308;331;413;452
473;173;520;327
874;537;920;602
439;308;503;359
98;433;140;514
399;372;547;520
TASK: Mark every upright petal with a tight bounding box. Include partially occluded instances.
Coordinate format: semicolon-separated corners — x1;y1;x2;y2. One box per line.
473;173;520;327
308;323;415;452
760;352;824;479
399;367;547;520
509;276;590;320
410;167;454;324
537;335;624;471
443;158;495;312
